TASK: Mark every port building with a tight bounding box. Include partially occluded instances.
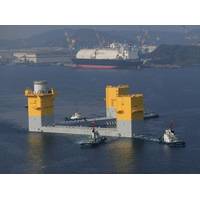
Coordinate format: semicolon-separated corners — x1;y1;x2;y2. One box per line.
14;52;37;64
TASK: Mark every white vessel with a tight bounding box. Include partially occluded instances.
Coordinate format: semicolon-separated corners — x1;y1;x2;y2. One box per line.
159;128;185;147
163;129;177;143
70;112;82;120
72;42;141;69
80;128;107;148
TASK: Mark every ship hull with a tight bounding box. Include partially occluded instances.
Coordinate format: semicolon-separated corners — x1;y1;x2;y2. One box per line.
72;58;142;69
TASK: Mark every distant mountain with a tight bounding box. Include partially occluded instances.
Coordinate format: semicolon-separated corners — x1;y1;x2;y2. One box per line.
1;26;200;49
0;29;67;49
0;28;131;49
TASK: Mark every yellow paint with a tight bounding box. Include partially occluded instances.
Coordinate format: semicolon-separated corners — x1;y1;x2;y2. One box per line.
106;85;129;109
116;94;144;121
25;89;56;117
131;94;144;120
106;84;144;121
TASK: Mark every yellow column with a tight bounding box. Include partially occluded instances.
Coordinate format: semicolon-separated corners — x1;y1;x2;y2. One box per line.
25;88;56;132
105;85;129;118
116;94;144;137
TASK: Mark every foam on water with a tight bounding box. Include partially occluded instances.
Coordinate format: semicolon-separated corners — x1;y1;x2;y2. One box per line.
134;134;160;142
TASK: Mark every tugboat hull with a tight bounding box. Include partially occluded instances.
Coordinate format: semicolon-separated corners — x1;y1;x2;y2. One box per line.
159;140;186;147
80;136;107;148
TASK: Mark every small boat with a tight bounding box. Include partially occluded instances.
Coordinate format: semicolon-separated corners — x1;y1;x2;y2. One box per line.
70;112;82;120
159;128;185;147
65;112;86;121
144;112;159;119
80;136;107;148
80;128;107;148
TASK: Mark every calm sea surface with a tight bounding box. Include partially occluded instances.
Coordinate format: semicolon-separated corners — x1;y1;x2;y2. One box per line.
0;64;200;173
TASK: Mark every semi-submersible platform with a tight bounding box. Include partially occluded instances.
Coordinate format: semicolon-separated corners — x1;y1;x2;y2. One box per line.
24;81;145;138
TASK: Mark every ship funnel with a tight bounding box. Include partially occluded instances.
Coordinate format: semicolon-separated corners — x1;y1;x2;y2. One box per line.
34;80;48;94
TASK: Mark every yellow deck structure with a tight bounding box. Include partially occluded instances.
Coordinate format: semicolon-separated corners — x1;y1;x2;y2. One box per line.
105;85;144;137
25;81;56;132
25;81;144;138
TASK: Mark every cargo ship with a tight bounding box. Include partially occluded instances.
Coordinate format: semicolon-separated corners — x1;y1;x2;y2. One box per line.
72;43;142;69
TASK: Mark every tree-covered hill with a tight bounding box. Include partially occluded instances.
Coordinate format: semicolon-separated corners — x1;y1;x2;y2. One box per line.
150;44;200;66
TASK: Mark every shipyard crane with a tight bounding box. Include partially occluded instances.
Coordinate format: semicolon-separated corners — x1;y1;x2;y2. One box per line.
95;32;105;48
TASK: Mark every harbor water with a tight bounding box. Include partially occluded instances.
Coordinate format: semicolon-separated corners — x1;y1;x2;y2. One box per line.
0;64;200;173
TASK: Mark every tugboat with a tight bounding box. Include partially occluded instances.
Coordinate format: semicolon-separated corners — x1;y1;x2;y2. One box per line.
159;128;185;147
79;127;107;148
144;112;159;119
70;112;82;120
65;112;86;121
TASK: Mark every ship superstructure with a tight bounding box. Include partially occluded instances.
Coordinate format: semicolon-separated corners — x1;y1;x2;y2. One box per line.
72;43;141;69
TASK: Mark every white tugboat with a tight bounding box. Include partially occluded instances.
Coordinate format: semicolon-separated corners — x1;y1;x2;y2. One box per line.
70;112;82;120
65;112;86;121
79;127;107;148
159;128;185;147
